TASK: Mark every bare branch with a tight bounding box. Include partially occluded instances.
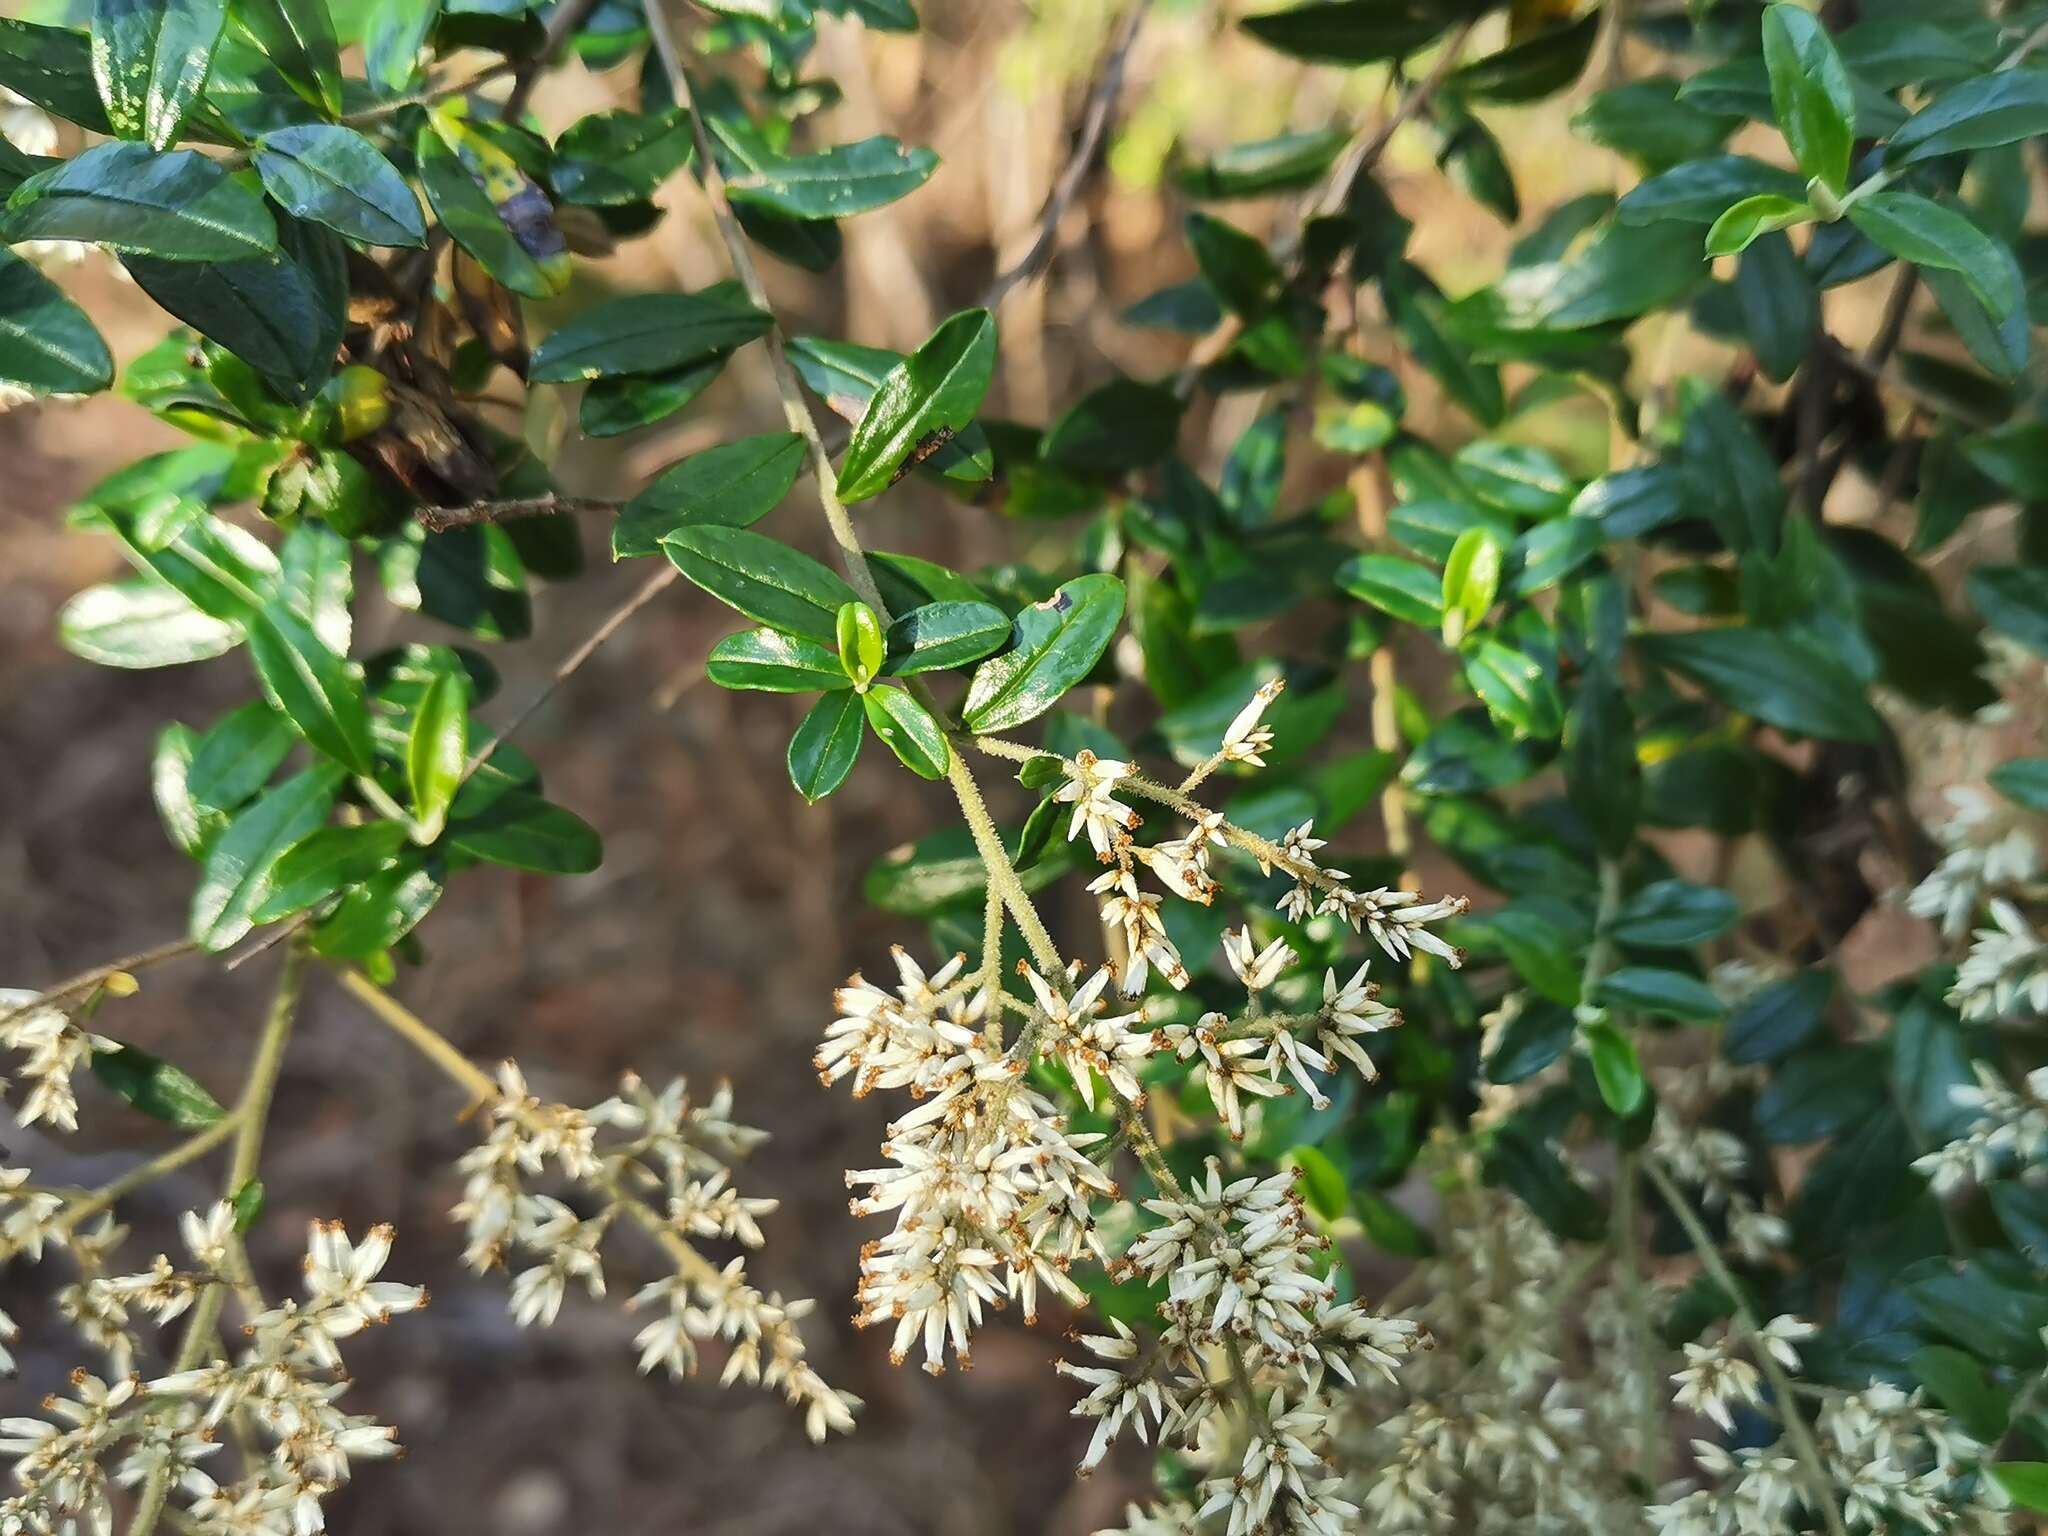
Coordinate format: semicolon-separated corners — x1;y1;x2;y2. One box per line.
418;493;622;533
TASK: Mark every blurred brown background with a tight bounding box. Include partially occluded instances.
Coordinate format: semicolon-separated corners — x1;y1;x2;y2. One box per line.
0;1;1977;1530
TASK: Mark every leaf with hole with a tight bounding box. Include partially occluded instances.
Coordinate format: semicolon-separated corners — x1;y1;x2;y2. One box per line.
962;574;1126;734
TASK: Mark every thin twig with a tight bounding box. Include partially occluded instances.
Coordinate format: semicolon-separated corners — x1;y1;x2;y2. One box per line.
461;563;679;783
0;939;200;1032
981;1;1152;311
419;493;621;534
502;0;604;120
337;967;501;1103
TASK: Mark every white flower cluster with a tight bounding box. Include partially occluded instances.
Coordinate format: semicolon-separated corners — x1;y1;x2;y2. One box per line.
1651;1379;2010;1535
1906;789;2040;942
1649;1061;1790;1264
454;1062;855;1441
0;991;117;1135
1950;898;2048;1022
1913;1060;2048;1195
822;950;1119;1372
1074;1161;1426;1536
0;1209;421;1536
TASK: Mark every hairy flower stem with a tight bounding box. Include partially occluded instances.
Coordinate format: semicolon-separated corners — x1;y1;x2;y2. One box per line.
127;945;306;1536
1645;1158;1851;1536
946;752;1062;975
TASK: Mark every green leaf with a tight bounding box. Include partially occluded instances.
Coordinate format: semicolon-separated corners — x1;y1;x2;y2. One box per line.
0;18;114;134
1968;566;2048;658
1642;627;1879;743
124;214;346;404
1703;192;1813;257
1990;757;2048;813
447;789;600;873
1485;1000;1575;1084
1240;0;1475;65
1499;218;1703;329
1335;553;1442;627
580;357;730;439
379;524;531;642
1756;1045;1886;1142
1735;228;1815;382
706;627;852;692
1447;12;1598;105
961;573;1126;734
863;687;949;779
788;335;993;486
230;0;343;115
246;601;374;774
59;578;240;668
1611;879;1738;948
91;0;226;149
1581;1019;1646;1118
308;862;440;957
1439;527;1502;647
612;433;805;557
152;723;217;858
405;671;466;843
553;109;694;207
725;135;938;220
1573;79;1740;170
1724;970;1832;1064
279;520;352;654
231;1177;265;1232
1187;211;1280;317
255;125;426;248
1619;154;1808;226
1463;639;1561;740
1176;129;1347;199
837;600;884;686
1846;191;2020;323
0;247;112;396
864;822;1069;916
189;763;344;949
91;1044;225;1129
883;600;1010;676
414;125;566;300
531;291;771;384
1484;1118;1606;1241
661;526;858;646
1564;667;1638;859
1888;71;2048;168
1991;1465;2048;1513
188;701;293;814
788;690;865;802
1761;2;1855;192
836;309;996;502
1963;422;2048;499
253;821;410;921
5;143;275;260
364;0;440;91
1592;966;1725;1022
1039;377;1184;472
1906;1347;2009;1445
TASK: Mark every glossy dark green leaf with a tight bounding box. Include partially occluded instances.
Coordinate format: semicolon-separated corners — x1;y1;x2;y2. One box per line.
531;290;771;384
1762;2;1855;191
706;627;852;692
578;356;729;439
1187;211;1280;317
552;108;693;207
254;125;425;248
363;0;440;91
246;600;373;773
124;214;347;404
1888;71;2048;168
0;18;114;133
188;701;293;814
379;524;531;642
1384;264;1504;425
252;820;409;920
613;433;805;557
661;525;857;645
1735;228;1815;381
447;789;600;873
883;600;1010;675
1592;966;1725;1022
1485;1000;1575;1084
91;1043;225;1128
1448;12;1598;104
91;0;226;149
1757;1045;1886;1142
1336;554;1441;627
6;144;275;260
787;690;864;802
1990;756;2048;812
0;247;113;396
91;504;276;624
788;334;993;485
189;762;344;949
1611;879;1739;949
1968;566;2048;658
1642;627;1879;742
307;862;440;957
725;134;938;220
1039;378;1183;473
1573;78;1739;170
59;578;240;668
836;308;996;502
1905;1254;2048;1367
405;670;465;843
1500;218;1703;329
1846;191;2020;322
1240;0;1474;64
1464;639;1562;740
863;686;949;779
230;0;343;115
1724;970;1832;1064
1619;154;1808;227
961;573;1126;734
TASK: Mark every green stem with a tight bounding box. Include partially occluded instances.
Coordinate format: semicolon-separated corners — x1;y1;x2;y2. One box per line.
127;945;305;1536
946;751;1061;975
1644;1158;1850;1536
47;1114;243;1244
